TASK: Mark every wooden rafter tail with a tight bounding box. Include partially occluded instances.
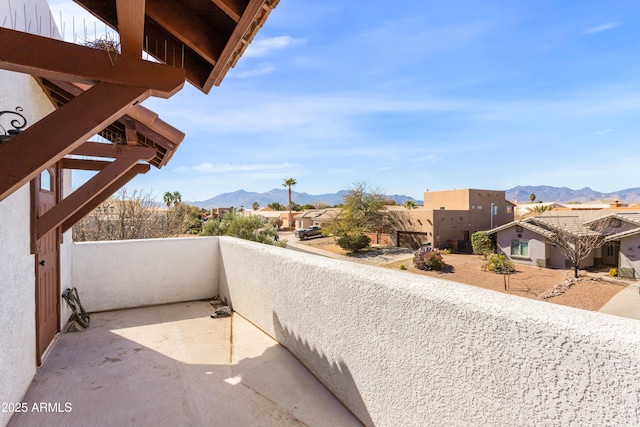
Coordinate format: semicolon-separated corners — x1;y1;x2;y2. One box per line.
207;0;279;90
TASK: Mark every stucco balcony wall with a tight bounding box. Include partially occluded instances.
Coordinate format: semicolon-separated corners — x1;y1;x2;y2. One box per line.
71;237;219;312
71;236;640;426
217;237;640;426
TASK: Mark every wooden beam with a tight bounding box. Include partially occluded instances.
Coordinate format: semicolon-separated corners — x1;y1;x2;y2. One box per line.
212;0;243;23
116;0;146;57
60;163;150;233
36;156;153;240
70;142;155;159
0;27;184;98
60;158;111;171
125;119;138;145
145;0;228;65
0;82;150;203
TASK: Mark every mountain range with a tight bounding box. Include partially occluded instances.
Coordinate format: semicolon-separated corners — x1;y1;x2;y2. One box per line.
505;186;640;204
189;186;640;209
190;189;421;209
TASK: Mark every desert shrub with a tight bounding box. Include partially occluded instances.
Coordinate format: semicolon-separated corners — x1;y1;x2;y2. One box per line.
337;232;371;253
440;248;452;255
413;247;444;271
608;268;618;277
399;264;407;270
472;231;495;258
483;254;515;274
200;210;284;247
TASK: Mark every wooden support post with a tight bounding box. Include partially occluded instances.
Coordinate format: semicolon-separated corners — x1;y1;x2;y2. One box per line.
60;163;150;233
117;0;146;57
36;148;154;240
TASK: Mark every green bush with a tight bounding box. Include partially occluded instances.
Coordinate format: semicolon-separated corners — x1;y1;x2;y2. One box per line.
399;264;407;270
472;231;495;258
200;210;283;247
413;248;444;271
608;268;618;277
337;232;371;253
483;254;515;274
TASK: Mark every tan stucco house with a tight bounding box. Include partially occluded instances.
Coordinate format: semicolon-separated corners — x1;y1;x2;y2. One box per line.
391;188;514;250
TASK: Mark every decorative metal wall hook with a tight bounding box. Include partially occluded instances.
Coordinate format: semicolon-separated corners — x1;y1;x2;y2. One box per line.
0;106;28;144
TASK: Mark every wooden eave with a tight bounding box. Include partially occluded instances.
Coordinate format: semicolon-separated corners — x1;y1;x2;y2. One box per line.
74;0;280;93
37;78;184;168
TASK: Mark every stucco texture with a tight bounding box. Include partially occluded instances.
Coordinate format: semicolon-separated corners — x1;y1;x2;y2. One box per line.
619;234;640;279
218;237;640;426
0;188;37;427
71;237;219;312
0;10;66;422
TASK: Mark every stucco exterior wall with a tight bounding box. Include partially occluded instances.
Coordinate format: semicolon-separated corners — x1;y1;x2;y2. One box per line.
416;190;513;251
0;187;37;427
70;237;219;312
619;234;640;278
218;237;640;426
496;227;547;266
0;2;64;422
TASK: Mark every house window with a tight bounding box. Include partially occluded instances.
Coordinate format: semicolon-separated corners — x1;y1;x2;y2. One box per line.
607;244;614;256
515;225;523;233
477;205;482;209
506;206;512;213
511;239;529;257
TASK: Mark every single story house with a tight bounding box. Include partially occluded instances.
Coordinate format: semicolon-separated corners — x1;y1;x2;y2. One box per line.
489;210;640;277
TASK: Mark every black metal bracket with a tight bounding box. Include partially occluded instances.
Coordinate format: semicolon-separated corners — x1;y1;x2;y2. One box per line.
0;106;27;144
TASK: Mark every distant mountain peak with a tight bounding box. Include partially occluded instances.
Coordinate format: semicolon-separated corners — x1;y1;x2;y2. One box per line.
190;189;421;209
505;185;640;204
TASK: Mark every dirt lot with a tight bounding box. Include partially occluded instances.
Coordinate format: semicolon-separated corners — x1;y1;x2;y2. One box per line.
297;237;627;312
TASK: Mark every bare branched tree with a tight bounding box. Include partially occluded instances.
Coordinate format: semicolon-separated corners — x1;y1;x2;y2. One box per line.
73;188;193;241
535;216;617;278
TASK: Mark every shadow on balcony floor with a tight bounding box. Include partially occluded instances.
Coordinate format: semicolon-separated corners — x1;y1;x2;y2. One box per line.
9;301;361;426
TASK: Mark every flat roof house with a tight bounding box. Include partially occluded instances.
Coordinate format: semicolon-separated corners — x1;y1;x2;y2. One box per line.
392;188;514;250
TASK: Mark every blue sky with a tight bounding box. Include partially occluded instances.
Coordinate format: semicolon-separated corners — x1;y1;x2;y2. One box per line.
51;0;640;201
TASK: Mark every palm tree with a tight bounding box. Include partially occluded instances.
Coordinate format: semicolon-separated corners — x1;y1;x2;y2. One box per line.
163;191;174;208
282;178;297;231
529;193;536;203
172;191;182;205
252;201;259;211
404;200;417;210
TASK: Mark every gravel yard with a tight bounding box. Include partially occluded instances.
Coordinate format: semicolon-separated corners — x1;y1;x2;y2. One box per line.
296;236;627;312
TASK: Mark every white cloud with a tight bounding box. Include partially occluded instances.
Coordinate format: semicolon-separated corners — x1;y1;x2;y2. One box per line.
593;129;613;135
243;36;306;58
583;22;621;34
232;64;275;79
175;162;294;174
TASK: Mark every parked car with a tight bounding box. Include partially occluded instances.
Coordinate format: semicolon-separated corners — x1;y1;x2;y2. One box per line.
294;226;323;240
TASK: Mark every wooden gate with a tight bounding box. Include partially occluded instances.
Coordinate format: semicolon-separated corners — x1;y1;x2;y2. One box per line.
33;167;60;364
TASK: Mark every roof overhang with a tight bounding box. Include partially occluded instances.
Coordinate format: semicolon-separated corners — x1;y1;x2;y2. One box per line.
37;78;184;168
74;0;280;93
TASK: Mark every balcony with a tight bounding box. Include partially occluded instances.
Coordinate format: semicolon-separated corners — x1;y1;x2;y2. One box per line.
8;237;640;425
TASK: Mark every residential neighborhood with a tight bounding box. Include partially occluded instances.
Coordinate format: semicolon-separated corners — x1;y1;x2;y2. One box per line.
490;206;640;279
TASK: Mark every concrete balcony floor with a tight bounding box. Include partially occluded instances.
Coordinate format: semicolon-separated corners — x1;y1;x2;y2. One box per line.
9;301;360;426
